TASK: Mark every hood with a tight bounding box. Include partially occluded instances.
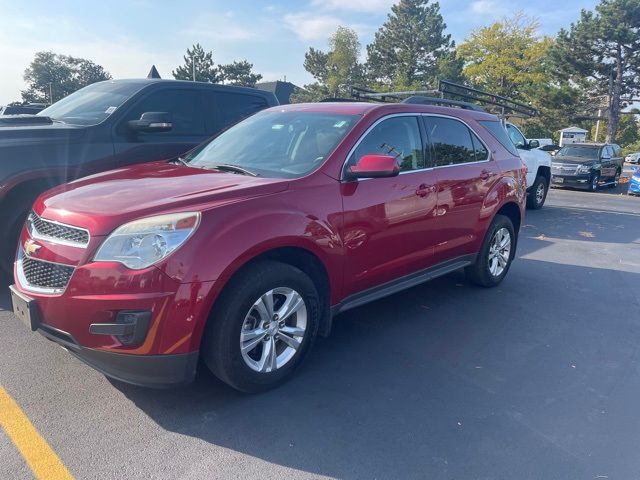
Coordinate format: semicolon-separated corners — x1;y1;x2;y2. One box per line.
34;162;289;235
552;156;597;165
0;118;84;146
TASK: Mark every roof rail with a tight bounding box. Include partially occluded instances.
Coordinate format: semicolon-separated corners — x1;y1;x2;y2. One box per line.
401;95;485;112
350;86;487;112
438;80;537;118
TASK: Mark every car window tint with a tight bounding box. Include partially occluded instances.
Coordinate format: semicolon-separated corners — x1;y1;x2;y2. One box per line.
424;117;476;166
506;124;526;148
471;131;489;161
349;116;424;172
207;91;269;134
122;89;205;135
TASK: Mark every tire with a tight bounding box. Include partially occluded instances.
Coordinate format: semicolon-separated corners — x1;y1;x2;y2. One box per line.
0;204;30;276
526;175;548;210
465;214;516;288
589;173;600;192
201;260;320;393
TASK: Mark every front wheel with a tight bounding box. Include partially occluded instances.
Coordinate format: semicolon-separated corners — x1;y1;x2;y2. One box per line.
526;175;548;210
466;214;516;288
589;173;600;192
201;260;319;393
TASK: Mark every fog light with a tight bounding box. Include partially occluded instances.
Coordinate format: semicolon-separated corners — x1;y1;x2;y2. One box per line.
89;310;152;346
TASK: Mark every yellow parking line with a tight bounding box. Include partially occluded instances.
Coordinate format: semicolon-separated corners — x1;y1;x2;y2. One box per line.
0;385;73;480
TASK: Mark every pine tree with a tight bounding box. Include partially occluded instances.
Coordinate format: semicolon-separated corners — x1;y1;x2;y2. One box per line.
220;60;262;87
172;44;221;83
551;0;640;142
366;0;459;88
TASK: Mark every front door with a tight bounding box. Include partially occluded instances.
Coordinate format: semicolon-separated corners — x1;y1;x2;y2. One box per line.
112;88;207;166
422;115;500;265
340;115;439;296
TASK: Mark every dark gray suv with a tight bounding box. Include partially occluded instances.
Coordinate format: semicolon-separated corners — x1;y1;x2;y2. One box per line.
551;143;623;191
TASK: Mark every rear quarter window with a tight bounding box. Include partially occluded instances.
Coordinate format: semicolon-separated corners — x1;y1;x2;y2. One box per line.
479;120;519;156
206;91;269;134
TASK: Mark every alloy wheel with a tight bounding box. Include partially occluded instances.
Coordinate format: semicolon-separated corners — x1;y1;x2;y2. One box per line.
535;182;545;206
240;287;307;373
488;227;511;277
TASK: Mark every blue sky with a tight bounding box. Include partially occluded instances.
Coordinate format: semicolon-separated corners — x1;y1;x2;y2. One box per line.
0;0;598;104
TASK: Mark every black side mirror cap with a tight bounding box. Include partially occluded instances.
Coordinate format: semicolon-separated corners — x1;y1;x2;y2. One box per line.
128;112;172;133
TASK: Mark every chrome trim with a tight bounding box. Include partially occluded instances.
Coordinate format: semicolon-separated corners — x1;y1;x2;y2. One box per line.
16;247;75;295
340;112;492;181
27;211;90;248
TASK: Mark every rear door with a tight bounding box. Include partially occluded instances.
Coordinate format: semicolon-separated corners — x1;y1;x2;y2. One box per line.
340;114;439;296
600;146;616;180
423;115;499;265
112;87;207;166
204;90;270;135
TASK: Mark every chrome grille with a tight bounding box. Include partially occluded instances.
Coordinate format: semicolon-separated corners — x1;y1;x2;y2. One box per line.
551;163;579;175
20;256;75;291
28;211;89;246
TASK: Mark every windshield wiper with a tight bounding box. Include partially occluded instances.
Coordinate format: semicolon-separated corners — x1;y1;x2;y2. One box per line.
173;156;189;166
209;164;258;177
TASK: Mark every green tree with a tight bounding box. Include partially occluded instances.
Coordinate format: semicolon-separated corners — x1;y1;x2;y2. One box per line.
22;51;111;103
591;115;640;146
457;14;550;99
292;27;365;102
172;43;221;83
366;0;459;88
220;60;262;87
551;0;640;143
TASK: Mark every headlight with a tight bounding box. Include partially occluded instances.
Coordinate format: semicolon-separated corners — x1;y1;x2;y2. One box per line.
94;212;200;269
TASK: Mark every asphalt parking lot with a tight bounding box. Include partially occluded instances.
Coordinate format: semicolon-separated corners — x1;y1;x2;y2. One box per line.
1;181;639;480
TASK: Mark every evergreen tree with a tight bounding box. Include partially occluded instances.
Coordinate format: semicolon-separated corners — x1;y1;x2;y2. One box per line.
172;43;221;83
366;0;458;88
551;0;640;142
220;60;262;87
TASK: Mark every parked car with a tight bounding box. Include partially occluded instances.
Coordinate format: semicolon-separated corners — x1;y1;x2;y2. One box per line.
0;79;277;274
625;152;640;164
628;167;640;196
10;100;526;392
551;143;623;191
503;122;552;209
0;103;47;115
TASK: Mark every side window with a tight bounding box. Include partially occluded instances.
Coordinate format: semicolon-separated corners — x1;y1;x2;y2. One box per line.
121;89;205;135
424;117;476;166
612;145;621;157
471;131;489;161
506;124;526;149
603;146;614;158
208;92;268;134
349;116;424;172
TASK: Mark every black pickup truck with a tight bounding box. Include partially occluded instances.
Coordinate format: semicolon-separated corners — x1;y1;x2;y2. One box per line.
0;79;278;272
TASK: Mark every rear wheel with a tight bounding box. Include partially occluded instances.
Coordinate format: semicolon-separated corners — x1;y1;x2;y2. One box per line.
610;170;621;188
201;260;319;393
526;175;548;210
466;214;516;288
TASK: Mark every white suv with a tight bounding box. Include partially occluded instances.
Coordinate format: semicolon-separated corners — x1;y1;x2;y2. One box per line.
505;122;552;209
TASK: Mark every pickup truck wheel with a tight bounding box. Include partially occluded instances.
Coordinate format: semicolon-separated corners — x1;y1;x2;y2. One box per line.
465;214;515;288
526;175;548;210
202;260;319;393
589;173;600;192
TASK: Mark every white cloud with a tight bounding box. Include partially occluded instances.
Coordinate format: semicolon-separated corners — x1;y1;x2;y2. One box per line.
470;0;509;16
311;0;395;13
283;13;344;41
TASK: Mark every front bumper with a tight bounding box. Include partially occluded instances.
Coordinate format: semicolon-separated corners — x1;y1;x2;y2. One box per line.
551;174;592;188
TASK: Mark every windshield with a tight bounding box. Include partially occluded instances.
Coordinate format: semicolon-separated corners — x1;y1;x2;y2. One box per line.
184;110;359;178
556;146;599;159
38;81;145;126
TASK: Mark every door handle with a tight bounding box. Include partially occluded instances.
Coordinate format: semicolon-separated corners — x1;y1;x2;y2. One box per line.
416;184;435;197
480;169;490;180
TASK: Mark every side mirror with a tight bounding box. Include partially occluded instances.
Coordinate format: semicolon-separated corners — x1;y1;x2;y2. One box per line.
528;139;540;149
128;112;172;133
346;154;400;180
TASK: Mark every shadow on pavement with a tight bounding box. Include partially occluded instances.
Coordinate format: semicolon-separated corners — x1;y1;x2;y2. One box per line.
111;255;640;479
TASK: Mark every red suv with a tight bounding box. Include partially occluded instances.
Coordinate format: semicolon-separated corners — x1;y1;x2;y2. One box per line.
10;101;526;392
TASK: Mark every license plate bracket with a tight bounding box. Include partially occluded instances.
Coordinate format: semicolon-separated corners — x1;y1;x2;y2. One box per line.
10;286;40;331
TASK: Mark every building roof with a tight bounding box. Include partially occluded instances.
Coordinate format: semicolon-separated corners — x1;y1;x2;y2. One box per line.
255;81;298;104
559;126;589;133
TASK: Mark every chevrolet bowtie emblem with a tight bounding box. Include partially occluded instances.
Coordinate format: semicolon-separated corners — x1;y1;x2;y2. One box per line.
24;239;42;257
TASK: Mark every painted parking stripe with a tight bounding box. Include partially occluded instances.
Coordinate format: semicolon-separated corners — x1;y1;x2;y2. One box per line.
0;385;73;480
